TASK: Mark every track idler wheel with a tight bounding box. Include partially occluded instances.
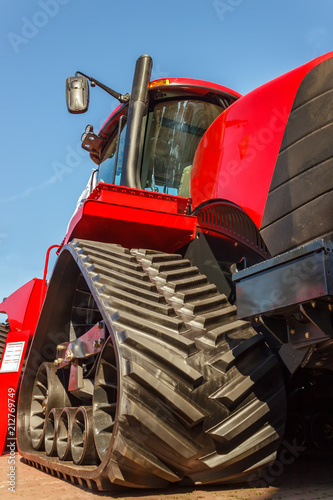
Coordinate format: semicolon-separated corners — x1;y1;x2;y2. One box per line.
30;362;71;451
92;337;118;462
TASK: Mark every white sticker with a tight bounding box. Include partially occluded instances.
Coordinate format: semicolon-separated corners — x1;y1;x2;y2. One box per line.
0;341;25;373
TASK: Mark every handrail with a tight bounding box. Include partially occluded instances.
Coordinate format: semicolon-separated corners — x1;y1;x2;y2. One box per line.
42;245;60;287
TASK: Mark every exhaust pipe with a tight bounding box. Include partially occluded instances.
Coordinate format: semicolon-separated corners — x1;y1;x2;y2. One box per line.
121;54;153;188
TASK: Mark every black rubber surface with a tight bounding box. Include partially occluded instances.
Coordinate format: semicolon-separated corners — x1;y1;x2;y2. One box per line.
261;56;333;256
17;239;286;489
0;323;9;360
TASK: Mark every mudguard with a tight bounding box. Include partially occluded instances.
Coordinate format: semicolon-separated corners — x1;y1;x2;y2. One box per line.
0;279;46;455
191;52;333;255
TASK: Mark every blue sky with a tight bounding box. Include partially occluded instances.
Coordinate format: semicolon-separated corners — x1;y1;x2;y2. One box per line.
0;0;332;305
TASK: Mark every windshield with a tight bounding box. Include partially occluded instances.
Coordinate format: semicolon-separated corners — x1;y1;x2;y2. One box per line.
141;99;223;196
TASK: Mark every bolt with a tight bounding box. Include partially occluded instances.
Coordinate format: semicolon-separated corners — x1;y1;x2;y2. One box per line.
254;317;259;323
94;338;105;348
290;329;296;335
329;304;333;311
54;358;63;366
98;322;104;330
65;348;74;361
311;301;316;308
305;332;310;339
42;398;48;414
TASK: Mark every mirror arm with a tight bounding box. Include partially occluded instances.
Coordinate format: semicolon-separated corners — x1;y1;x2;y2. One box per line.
75;72;130;103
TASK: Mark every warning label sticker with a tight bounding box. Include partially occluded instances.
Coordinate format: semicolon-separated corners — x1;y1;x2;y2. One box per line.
0;342;25;373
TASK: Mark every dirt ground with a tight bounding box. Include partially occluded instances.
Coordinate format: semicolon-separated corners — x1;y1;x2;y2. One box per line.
0;452;332;500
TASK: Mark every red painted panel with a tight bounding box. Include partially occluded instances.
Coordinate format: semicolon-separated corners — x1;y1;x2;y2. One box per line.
63;185;196;253
0;280;43;333
149;77;241;99
191;52;333;227
0;330;30;455
91;184;183;213
0;281;34;332
21;279;46;333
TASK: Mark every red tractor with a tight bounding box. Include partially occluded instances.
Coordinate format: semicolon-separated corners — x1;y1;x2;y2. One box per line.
1;52;333;490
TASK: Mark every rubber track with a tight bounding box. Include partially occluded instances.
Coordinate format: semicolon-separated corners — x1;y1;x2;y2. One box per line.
19;239;286;489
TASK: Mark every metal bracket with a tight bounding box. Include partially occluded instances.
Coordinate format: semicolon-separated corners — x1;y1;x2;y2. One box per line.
300;301;333;337
55;322;106;369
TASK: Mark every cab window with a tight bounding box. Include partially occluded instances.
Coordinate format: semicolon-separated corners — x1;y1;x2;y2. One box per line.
98;115;127;185
141;99;223;196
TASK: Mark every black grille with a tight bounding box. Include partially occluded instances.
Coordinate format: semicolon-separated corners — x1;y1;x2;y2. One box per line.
194;202;269;258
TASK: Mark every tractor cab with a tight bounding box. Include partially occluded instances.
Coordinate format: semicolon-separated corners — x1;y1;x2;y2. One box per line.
66;55;240;200
96;87;228;197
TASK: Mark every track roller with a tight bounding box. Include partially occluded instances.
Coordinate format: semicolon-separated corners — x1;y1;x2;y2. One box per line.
57;407;77;461
71;407;99;465
45;408;63;456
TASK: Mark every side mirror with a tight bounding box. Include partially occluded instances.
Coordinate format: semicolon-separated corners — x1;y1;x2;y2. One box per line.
66;76;89;114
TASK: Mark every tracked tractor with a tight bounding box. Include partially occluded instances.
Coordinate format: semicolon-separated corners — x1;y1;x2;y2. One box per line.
1;52;333;490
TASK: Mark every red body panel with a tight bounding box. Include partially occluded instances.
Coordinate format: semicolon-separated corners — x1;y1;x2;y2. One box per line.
0;279;45;333
63;183;197;253
0;247;57;456
191;52;333;227
0;330;31;454
0;278;46;455
149;77;241;99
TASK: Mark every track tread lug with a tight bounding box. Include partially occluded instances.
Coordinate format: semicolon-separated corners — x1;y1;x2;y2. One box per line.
125;359;206;425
